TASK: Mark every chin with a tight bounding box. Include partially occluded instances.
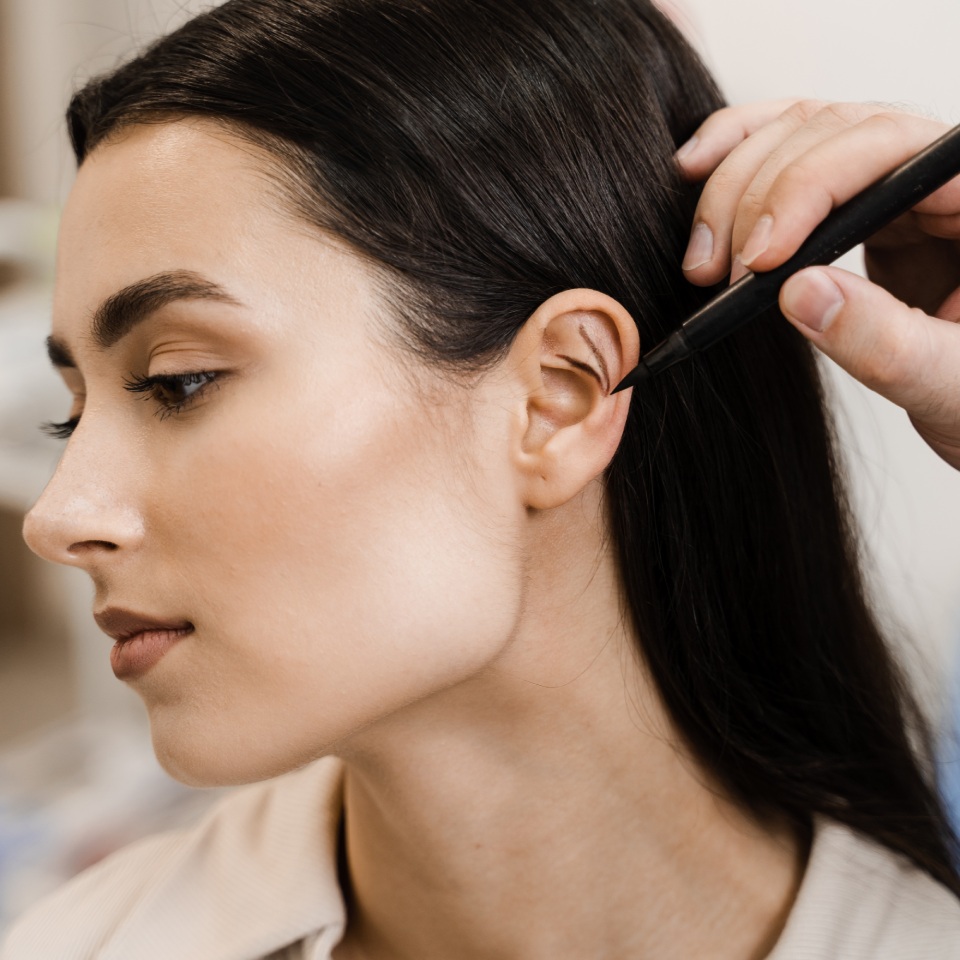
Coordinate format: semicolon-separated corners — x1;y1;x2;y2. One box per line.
147;711;313;788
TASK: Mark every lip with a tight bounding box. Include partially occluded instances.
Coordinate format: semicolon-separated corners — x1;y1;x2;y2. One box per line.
94;607;193;643
95;607;194;680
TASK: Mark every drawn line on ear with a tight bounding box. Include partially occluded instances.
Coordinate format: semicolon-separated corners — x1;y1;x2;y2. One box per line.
558;354;603;389
579;324;609;393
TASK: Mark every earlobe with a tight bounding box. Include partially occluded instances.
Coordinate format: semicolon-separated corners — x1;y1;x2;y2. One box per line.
509;289;639;510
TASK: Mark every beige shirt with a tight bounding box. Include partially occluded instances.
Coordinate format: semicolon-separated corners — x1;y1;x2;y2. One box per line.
3;756;959;959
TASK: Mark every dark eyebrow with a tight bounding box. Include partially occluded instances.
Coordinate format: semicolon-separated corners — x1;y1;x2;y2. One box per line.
46;336;76;368
45;270;242;370
91;270;242;349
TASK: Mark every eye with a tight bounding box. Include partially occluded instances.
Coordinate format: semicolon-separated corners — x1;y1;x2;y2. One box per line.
40;416;80;441
40;371;221;441
124;370;220;417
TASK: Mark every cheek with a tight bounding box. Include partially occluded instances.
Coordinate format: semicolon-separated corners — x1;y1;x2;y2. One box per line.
140;382;525;785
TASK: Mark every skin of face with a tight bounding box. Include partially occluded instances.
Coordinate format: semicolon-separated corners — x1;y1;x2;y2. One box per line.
23;119;637;787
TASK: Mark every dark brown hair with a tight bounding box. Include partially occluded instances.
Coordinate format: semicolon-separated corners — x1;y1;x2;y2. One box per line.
67;0;960;894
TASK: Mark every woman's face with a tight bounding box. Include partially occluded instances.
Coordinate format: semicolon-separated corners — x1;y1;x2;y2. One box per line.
23;121;528;785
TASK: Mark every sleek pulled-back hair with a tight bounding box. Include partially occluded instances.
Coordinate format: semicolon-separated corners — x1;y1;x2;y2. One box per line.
67;0;960;894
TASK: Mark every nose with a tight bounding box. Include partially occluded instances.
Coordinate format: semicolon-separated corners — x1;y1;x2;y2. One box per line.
22;435;145;570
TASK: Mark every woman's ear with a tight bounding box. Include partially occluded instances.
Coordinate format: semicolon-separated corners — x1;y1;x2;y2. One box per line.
506;288;640;510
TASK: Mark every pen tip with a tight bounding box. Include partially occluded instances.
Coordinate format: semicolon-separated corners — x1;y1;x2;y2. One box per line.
611;364;649;393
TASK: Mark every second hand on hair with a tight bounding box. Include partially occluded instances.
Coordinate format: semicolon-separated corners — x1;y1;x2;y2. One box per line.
612;121;960;394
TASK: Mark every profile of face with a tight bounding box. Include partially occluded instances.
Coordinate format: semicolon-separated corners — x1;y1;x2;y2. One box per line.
23;120;637;786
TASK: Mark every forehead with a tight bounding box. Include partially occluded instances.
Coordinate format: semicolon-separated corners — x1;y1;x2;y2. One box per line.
51;120;383;354
61;120;276;259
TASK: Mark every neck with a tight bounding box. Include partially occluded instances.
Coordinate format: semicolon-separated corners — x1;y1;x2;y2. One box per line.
333;489;807;960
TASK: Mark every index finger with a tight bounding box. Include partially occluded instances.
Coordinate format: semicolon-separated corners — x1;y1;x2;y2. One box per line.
740;112;954;275
676;99;806;181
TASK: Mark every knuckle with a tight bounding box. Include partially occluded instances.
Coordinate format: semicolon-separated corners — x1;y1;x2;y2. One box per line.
859;309;927;390
707;163;743;194
818;101;865;127
771;162;833;213
734;188;765;224
862;110;916;146
783;99;827;124
740;162;821;227
799;101;884;139
775;161;820;194
698;165;742;215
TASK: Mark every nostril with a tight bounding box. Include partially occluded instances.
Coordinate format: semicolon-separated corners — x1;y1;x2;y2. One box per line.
68;540;120;553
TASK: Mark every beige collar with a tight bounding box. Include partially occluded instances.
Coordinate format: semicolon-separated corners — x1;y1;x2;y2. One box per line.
6;756;960;960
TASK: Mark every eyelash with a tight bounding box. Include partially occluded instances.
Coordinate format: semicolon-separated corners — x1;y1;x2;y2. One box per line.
41;371;220;440
123;370;220;415
42;417;80;441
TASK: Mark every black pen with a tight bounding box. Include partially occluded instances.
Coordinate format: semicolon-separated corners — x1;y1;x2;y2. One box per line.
612;121;960;393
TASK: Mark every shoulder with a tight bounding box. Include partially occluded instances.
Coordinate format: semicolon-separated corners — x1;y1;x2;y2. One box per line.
769;816;960;959
0;757;346;960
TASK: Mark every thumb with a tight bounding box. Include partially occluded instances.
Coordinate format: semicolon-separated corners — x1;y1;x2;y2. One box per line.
779;266;960;429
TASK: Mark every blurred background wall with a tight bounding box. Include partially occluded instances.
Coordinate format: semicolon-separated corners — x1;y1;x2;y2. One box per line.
0;0;204;204
0;0;958;932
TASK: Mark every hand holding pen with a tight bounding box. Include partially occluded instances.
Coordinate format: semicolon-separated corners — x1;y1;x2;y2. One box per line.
677;100;960;472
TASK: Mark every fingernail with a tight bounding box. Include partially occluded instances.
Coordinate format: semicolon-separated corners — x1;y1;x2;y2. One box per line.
682;222;713;271
729;256;751;285
675;135;700;162
740;215;774;267
781;269;844;333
